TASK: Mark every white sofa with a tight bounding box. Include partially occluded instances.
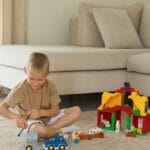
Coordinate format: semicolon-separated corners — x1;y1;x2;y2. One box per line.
0;2;150;96
1;45;150;96
127;53;150;97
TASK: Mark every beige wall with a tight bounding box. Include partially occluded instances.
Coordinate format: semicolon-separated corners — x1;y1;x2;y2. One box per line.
26;0;144;45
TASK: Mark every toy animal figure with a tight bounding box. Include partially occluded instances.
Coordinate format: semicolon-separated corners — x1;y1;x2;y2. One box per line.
72;131;80;144
115;120;120;133
78;128;104;140
88;127;102;134
101;120;111;128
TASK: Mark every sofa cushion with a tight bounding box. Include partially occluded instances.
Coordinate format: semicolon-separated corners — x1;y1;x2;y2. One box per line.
0;45;150;72
77;2;144;47
69;18;79;46
140;4;150;48
91;8;143;49
127;53;150;74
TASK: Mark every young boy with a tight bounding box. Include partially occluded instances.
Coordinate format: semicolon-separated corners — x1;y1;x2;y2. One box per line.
0;52;81;138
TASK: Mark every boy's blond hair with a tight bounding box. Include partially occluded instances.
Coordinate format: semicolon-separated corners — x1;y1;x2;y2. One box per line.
27;52;50;73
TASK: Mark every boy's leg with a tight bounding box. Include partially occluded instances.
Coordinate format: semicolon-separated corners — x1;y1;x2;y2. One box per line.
28;122;60;139
49;106;81;130
27;106;81;138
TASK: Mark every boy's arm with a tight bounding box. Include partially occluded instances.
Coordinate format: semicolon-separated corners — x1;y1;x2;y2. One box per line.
0;102;27;128
27;104;60;119
40;104;60;117
0;102;19;119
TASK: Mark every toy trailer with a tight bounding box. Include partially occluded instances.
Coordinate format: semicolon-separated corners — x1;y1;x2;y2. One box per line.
79;132;104;140
24;131;38;150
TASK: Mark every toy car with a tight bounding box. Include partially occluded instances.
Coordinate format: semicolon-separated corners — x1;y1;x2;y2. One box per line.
43;133;69;150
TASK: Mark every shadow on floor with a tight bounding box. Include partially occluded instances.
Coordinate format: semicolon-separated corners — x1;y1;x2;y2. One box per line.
60;93;102;111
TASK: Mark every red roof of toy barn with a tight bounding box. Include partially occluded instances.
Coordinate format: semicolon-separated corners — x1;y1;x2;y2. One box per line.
116;87;137;93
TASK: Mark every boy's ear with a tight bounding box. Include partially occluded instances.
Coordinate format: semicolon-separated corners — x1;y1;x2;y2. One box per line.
46;71;50;77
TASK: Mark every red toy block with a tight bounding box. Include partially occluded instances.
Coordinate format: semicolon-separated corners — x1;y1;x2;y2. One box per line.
133;114;150;134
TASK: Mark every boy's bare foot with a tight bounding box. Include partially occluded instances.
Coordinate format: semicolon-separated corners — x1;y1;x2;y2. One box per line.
61;125;80;134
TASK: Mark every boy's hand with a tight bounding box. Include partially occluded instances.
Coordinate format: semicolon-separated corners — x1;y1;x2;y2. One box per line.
27;109;41;120
15;116;28;129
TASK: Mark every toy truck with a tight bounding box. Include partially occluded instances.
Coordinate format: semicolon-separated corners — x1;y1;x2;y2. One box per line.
43;133;69;150
23;130;38;150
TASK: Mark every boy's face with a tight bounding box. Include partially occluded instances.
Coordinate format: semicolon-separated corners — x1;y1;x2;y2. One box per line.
24;68;48;91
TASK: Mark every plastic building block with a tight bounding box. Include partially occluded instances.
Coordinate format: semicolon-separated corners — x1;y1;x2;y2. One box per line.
78;129;104;140
125;114;132;130
98;92;122;110
128;92;149;116
43;133;69;150
126;132;136;137
133;114;150;134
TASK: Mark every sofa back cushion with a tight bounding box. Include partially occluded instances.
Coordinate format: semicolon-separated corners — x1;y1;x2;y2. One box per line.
91;8;143;48
77;2;144;47
140;4;150;47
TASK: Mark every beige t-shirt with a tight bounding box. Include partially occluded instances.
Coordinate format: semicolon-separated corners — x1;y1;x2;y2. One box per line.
4;79;61;121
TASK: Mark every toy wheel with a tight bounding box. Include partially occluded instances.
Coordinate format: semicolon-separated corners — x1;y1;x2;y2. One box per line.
59;145;65;150
48;145;55;150
26;145;32;150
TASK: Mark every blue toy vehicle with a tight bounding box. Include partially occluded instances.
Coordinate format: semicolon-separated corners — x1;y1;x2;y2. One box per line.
43;133;69;150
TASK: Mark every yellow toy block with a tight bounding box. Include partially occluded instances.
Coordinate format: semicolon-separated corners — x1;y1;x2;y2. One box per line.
128;92;148;116
98;92;122;110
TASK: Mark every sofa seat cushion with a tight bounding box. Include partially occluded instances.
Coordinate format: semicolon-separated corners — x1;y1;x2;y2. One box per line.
0;45;150;72
127;53;150;74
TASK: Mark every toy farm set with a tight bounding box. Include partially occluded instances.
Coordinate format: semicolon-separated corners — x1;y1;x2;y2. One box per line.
97;82;150;136
21;82;150;150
